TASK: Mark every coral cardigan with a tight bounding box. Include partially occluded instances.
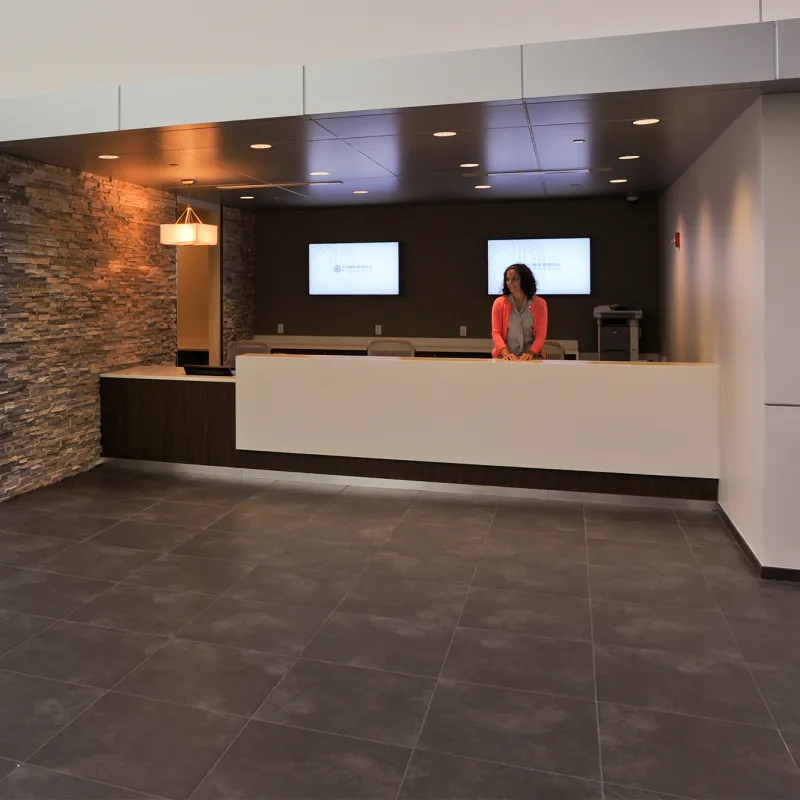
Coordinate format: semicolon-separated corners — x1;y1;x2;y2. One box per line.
491;295;549;358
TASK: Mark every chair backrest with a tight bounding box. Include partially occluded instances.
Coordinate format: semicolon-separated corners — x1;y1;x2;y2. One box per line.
366;338;416;358
542;340;566;360
226;339;271;366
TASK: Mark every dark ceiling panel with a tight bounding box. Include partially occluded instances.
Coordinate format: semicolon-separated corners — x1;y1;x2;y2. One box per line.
0;84;764;209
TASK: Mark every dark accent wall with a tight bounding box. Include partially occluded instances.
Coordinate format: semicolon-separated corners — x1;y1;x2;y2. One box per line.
255;196;661;353
0;155;176;501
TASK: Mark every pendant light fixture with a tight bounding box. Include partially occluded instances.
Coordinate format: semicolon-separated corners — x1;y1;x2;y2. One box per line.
160;205;218;246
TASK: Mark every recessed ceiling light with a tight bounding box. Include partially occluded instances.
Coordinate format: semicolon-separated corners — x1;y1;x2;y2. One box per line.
240;196;254;200
180;178;197;185
619;155;640;160
310;171;330;176
572;139;586;144
250;143;273;149
633;118;660;126
460;163;480;168
98;154;118;160
475;185;492;190
610;179;628;184
353;190;369;194
433;131;457;137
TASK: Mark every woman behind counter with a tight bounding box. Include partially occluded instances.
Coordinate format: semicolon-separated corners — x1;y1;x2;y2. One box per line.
491;263;548;361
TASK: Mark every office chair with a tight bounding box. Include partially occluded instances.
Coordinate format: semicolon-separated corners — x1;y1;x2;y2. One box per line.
366;338;416;357
225;339;271;366
542;340;566;360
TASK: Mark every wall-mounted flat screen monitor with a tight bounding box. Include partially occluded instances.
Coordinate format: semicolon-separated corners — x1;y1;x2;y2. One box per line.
309;242;400;295
487;238;591;296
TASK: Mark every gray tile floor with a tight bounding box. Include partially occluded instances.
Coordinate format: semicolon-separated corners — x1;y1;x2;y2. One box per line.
0;467;798;798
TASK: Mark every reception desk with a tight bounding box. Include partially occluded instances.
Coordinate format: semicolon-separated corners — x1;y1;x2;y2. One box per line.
101;356;719;500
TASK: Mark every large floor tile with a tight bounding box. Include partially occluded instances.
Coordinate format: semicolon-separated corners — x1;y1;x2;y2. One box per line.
443;627;595;698
595;644;772;726
0;610;53;656
387;522;486;557
303;611;452;676
589;562;715;609
318;487;417;522
787;732;800;771
491;499;586;535
751;662;800;733
117;638;292;717
399;751;602;800
584;504;676;524
30;692;243;800
693;543;757;580
367;542;478;585
15;512;118;542
265;538;379;573
473;557;589;598
227;565;356;610
0;530;70;567
585;517;687;545
587;540;697;570
460;586;591;641
246;482;344;514
680;518;735;548
193;719;409;800
709;575;800;621
727;615;800;667
90;519;199;552
0;571;111;618
603;785;696;800
338;574;467;625
403;501;496;529
256;659;434;746
124;553;253;596
209;504;311;535
418;681;600;779
37;542;158;582
171;528;286;563
69;584;213;636
291;514;396;545
118;473;187;500
592;600;741;659
0;505;49;533
54;496;157;521
162;480;261;508
179;597;329;655
599;702;800;799
483;530;587;564
0;621;164;689
0;670;101;760
131;501;225;529
0;765;142;799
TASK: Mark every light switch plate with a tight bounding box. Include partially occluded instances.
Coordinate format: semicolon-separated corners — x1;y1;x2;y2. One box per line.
460;326;467;337
277;323;284;334
375;324;382;335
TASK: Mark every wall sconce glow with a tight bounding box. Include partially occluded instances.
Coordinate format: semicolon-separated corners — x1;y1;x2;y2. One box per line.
160;206;218;246
619;155;640;160
633;118;660;126
250;143;273;149
460;163;480;168
433;131;457;137
610;178;628;184
353;190;369;194
475;185;492;190
98;154;118;160
310;171;330;176
240;196;255;200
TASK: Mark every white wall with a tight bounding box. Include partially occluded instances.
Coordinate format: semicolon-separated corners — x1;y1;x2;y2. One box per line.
661;100;766;558
0;0;763;99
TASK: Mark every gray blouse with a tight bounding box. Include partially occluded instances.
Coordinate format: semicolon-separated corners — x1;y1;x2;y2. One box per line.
506;296;534;356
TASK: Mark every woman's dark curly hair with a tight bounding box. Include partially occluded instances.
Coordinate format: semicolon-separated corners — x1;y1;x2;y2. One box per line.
501;263;538;299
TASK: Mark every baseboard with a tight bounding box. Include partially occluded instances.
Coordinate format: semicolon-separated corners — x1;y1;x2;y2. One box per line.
717;505;800;583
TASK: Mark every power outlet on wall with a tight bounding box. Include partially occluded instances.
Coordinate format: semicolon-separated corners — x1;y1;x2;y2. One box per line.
375;324;382;335
277;323;284;334
460;326;467;337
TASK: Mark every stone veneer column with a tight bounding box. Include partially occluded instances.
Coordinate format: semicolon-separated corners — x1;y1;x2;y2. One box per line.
221;206;256;360
0;155;177;500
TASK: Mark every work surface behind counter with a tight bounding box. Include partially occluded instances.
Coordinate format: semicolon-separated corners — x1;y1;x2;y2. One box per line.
236;355;719;480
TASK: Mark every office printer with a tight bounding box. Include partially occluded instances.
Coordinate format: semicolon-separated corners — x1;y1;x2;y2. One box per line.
593;305;643;361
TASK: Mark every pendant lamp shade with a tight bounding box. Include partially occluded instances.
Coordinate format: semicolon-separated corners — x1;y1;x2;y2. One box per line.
160;206;218;246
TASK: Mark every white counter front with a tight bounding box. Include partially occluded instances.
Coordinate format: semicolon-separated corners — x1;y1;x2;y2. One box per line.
235;355;719;479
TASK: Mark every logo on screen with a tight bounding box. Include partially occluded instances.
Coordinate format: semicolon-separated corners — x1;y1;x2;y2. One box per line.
333;265;341;272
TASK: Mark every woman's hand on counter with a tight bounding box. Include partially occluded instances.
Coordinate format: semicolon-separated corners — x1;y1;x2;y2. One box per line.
520;351;537;362
500;350;518;361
